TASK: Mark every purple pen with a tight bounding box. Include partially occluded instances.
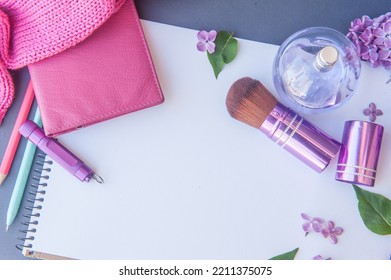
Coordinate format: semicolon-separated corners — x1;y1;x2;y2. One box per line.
19;120;103;183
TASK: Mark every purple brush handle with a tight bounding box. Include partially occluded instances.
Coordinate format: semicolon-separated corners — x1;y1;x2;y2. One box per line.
19;120;94;182
260;103;341;173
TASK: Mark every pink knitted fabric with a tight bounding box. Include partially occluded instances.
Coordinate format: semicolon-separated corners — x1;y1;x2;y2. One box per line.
0;0;125;124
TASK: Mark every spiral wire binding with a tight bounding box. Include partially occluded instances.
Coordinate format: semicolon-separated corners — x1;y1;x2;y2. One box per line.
16;154;52;252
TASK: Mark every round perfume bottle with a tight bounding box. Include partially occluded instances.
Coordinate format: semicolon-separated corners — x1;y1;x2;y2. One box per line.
273;27;361;114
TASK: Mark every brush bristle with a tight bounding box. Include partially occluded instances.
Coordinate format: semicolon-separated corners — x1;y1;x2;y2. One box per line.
226;77;278;128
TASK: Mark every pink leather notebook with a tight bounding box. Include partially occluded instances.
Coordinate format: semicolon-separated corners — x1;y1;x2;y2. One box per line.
28;0;164;137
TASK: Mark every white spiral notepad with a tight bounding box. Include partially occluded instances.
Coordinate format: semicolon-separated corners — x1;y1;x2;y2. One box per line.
22;20;391;260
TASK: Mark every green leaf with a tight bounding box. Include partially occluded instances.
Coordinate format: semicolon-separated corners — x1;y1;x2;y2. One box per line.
207;52;224;79
207;31;238;78
269;247;299;260
353;185;391;235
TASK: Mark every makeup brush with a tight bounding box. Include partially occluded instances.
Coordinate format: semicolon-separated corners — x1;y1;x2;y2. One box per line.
226;77;341;173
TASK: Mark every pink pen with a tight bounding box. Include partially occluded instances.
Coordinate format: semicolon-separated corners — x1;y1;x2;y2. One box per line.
19;120;103;183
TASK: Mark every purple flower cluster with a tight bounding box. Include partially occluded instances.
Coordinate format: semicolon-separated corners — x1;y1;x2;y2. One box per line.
347;13;391;68
301;213;343;244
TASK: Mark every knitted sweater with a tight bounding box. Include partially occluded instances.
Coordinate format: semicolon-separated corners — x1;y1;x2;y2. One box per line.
0;0;125;124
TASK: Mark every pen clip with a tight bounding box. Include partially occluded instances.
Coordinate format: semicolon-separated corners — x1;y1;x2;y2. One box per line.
92;173;104;184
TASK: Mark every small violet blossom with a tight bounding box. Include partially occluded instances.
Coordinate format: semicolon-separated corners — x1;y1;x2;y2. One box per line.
321;221;344;244
347;12;391;69
197;30;217;54
349;15;373;35
359;28;374;45
301;213;344;244
363;102;383;122
301;213;324;235
374;21;391;47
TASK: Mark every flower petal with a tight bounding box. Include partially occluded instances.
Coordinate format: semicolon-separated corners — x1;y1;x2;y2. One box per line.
369;48;379;62
327;221;335;230
312;222;322;233
363;16;374;28
369;114;376;122
384;37;391;48
313;217;324;224
370;59;382;67
373;27;385;37
206;42;215;54
301;213;311;221
378;49;391;60
384;21;391;33
360;28;374;45
302;222;311;232
329;235;338;244
207;30;217;42
321;228;330;238
375;109;383;116
197;30;208;41
381;60;391;69
333;227;344;235
363;108;372;116
361;45;370;55
197;42;206;52
373;15;386;28
373;37;385;45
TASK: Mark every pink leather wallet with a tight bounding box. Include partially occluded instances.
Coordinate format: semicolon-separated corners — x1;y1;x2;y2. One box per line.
28;0;164;137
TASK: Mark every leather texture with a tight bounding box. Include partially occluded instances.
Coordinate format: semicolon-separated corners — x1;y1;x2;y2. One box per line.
0;0;125;124
28;0;164;137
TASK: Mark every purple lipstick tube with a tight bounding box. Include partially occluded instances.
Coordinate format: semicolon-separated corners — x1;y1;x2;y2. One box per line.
259;103;341;172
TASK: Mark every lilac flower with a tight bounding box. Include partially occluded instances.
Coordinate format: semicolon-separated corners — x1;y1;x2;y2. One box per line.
348;15;373;34
373;14;389;29
363;102;383;122
301;213;324;235
378;45;391;68
359;28;374;45
301;213;344;244
379;45;391;60
197;30;217;54
321;221;344;244
313;255;332;260
349;39;364;58
347;13;391;68
361;44;379;66
374;21;391;47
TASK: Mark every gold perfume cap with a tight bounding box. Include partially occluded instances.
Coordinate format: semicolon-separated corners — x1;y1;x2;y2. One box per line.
316;46;339;69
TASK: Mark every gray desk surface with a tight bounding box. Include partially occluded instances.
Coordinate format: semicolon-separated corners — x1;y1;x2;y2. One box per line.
1;0;390;260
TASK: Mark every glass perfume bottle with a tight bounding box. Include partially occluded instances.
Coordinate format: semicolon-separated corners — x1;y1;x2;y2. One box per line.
273;27;361;114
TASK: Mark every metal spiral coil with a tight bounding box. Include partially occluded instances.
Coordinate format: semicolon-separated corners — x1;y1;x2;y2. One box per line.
16;154;52;251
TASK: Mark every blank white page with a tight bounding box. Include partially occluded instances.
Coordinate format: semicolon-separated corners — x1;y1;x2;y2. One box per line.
24;20;391;260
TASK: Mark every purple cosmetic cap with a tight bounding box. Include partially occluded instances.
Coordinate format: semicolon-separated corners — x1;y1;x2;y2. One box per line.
336;120;384;187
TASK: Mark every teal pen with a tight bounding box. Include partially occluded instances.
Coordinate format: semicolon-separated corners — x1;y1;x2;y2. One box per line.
6;108;42;231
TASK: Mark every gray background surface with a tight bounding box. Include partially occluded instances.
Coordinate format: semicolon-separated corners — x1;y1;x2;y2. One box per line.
1;0;390;260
